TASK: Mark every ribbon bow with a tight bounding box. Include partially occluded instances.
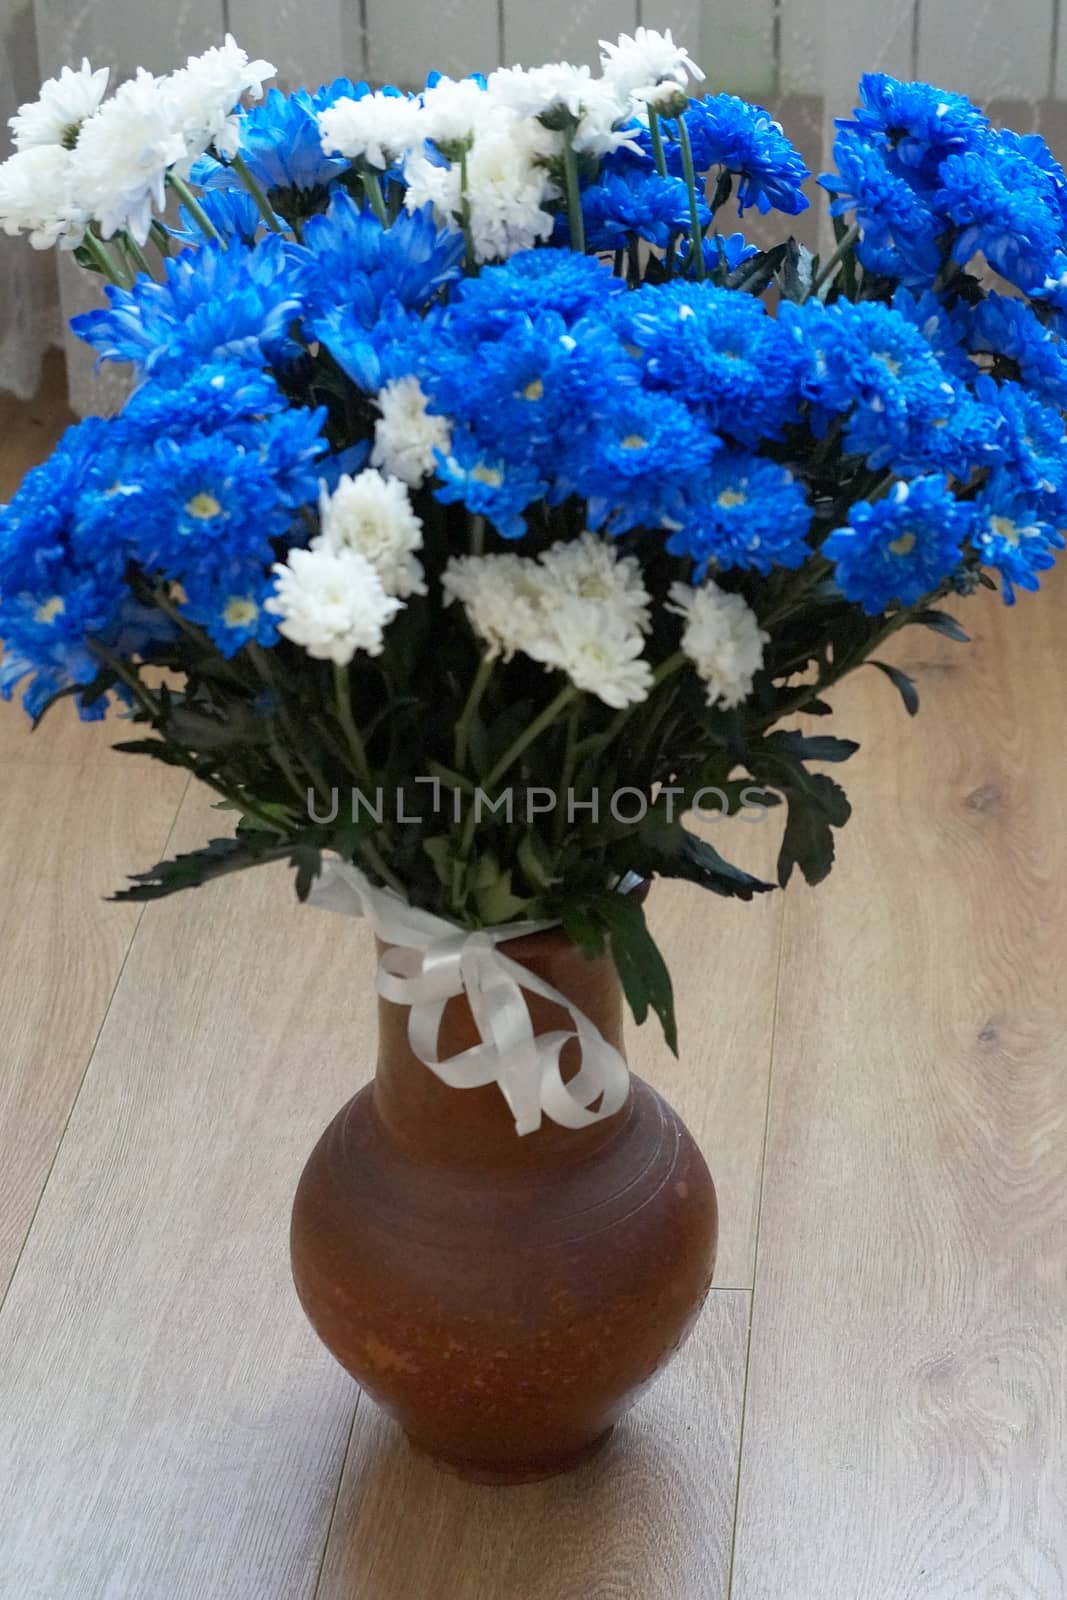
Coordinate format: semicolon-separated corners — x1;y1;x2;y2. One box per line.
307;858;631;1136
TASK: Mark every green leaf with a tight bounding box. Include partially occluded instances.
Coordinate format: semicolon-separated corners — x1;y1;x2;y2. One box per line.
912;608;970;643
422;834;454;888
517;829;560;892
775;238;815;303
643;824;776;901
291;844;323;903
777;788;836;889
471;854;535;925
559;904;606;960
762;730;860;764
870;659;920;716
111;834;290;902
589;894;678;1055
110;738;192;770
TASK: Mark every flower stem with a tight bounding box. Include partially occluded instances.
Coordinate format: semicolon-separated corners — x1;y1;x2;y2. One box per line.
806;221;860;302
80;230;132;289
458;147;477;271
231;152;283;232
454;653;494;771
150;220;172;257
482;682;577;794
562;141;586;254
166;173;224;247
332;661;370;782
120;232;153;278
648;108;668;178
362;169;390;228
674;114;706;281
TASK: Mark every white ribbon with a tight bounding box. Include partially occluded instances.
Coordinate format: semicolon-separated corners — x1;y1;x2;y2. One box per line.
307;858;632;1136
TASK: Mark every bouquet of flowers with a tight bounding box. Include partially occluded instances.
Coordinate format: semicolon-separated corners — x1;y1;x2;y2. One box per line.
1;32;1063;1048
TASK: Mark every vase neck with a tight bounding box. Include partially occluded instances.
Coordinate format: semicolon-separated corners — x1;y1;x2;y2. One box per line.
372;929;631;1172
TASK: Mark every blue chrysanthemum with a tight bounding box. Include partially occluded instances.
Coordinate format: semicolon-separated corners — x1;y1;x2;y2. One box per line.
823;475;969;612
447;249;623;325
622;280;801;446
708;232;759;274
575;166;702;252
0;419;167;718
669;451;812;576
73;234;304;375
681;95;810;215
293;191;464;321
970;472;1066;602
171;187;266;248
562;390;719;534
841;74;990;181
432;430;547;539
971;376;1067;497
181;570;281;656
310;297;438;394
935;144;1063;292
784;298;961;470
820;129;942;288
960;293;1067;408
118;364;290;440
198;80;363;202
423;310;633;457
891;287;978;385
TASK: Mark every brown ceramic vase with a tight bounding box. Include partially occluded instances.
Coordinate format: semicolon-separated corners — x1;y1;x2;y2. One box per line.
290;925;718;1484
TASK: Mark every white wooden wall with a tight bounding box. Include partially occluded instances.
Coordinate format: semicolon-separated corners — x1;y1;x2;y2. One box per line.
95;0;1059;102
28;0;1067;413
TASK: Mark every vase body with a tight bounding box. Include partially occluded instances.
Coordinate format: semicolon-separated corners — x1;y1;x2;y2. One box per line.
290;926;718;1483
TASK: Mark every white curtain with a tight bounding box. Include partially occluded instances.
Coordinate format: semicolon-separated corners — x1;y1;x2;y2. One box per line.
2;0;1064;414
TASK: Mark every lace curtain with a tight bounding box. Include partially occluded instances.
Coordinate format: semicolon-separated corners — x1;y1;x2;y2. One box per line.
2;0;1064;414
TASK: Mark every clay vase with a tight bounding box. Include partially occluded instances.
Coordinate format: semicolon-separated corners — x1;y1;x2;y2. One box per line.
290;925;718;1483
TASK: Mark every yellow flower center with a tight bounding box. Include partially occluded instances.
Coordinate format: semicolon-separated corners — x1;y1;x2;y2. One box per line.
717;488;747;509
186;492;223;520
989;515;1021;547
522;378;544;401
35;596;65;625
874;350;902;376
888;532;917;557
471;464;503;488
223;598;259;629
621;434;648;450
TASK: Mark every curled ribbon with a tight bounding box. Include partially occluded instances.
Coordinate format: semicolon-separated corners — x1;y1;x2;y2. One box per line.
307;858;631;1136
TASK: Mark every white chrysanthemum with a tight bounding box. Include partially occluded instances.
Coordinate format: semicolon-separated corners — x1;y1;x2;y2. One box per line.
531;596;653;709
9;60;110;151
315;469;426;598
463;120;558;261
401;148;461;223
442;553;550;660
487;65;638;159
319;91;422;168
265;546;403;665
0;145;88;249
69;69;188;242
537;533;652;635
371;376;452;489
417;75;493;150
598;27;705;108
668;581;767;710
166;34;275;161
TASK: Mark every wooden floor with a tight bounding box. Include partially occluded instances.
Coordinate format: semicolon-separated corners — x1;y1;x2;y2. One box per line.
1;368;1065;1599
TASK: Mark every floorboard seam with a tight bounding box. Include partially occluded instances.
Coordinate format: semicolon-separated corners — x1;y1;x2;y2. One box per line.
0;774;191;1318
309;1391;364;1600
724;894;789;1600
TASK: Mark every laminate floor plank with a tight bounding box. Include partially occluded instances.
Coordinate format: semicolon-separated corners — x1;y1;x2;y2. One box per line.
731;573;1067;1599
0;787;376;1600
